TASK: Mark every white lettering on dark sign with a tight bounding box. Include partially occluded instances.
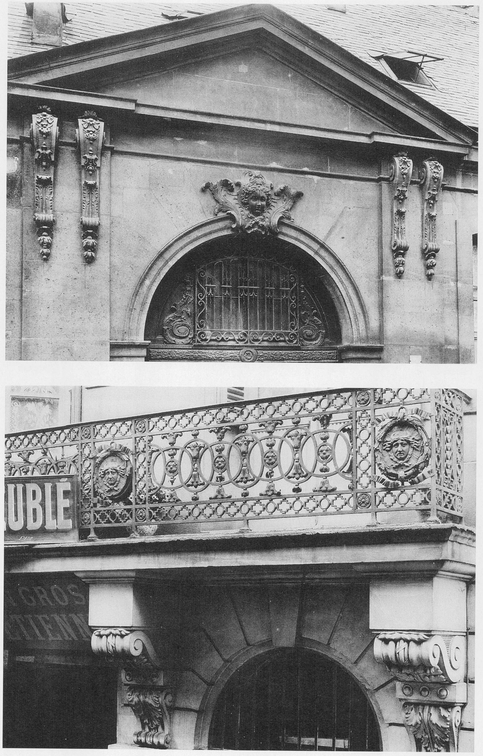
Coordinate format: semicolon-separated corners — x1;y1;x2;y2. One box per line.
4;578;90;646
4;476;78;541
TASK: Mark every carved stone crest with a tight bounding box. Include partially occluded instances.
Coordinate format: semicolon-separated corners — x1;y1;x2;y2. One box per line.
94;444;132;501
375;407;431;487
202;170;303;235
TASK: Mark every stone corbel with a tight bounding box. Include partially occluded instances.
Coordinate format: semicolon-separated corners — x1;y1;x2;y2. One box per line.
374;632;466;752
77;111;104;263
420;157;444;280
92;628;172;748
31;106;59;260
389;152;413;277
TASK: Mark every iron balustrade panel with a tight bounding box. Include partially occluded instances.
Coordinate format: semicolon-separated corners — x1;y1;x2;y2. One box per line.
4;389;465;539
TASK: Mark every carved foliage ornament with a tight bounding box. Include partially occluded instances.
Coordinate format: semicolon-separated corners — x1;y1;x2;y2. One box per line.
92;629;172;749
77;111;104;263
31;106;59;260
420;158;444;280
375;406;431;488
403;702;461;753
93;443;133;502
202;170;303;235
390;152;413;277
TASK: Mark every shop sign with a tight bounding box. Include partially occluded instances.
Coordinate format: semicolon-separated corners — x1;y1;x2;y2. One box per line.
4;476;79;542
4;575;90;647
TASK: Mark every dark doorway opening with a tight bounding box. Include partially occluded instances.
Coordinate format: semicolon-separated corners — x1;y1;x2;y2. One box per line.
210;648;381;751
145;235;341;362
3;658;117;749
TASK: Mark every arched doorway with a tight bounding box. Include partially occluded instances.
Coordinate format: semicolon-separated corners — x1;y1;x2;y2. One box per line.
144;235;342;361
209;648;381;751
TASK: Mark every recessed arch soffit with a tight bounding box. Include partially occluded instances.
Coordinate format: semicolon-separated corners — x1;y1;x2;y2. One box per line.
125;215;370;345
8;5;475;146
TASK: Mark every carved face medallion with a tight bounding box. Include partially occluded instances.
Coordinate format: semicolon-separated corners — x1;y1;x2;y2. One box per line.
94;445;132;500
375;410;430;485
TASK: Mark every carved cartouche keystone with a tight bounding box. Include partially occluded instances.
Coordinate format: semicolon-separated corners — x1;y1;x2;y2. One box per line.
202;170;303;235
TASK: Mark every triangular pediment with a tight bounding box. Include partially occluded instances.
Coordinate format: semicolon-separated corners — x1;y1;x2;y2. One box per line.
8;4;476;145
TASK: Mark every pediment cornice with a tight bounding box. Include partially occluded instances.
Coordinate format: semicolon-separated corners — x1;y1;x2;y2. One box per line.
8;4;476;147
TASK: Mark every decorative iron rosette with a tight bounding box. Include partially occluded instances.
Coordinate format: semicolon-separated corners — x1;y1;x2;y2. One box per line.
375;407;431;487
94;443;133;501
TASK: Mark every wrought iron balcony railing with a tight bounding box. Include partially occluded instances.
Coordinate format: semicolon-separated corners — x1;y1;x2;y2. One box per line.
5;389;464;541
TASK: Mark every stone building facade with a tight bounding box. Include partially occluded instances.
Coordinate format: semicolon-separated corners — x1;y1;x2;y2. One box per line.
6;3;478;362
4;387;476;751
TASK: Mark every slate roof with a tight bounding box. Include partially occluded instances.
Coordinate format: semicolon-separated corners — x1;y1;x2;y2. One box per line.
8;2;479;129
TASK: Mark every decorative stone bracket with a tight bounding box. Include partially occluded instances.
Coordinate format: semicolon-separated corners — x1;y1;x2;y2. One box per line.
390;152;413;277
77;111;104;263
420;158;444;280
374;632;466;752
31;106;59;260
92;628;172;748
202;170;303;235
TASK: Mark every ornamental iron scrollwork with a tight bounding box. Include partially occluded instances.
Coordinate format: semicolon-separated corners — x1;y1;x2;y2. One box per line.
420;158;444;280
390;152;413;277
92;629;172;749
31;106;59;260
375;406;431;488
202;170;303;235
77;111;105;263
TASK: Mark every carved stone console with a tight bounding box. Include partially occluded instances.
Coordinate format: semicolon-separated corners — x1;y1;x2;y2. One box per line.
420;158;444;280
92;628;172;749
77;111;104;263
374;632;466;752
390;152;413;277
31;106;59;260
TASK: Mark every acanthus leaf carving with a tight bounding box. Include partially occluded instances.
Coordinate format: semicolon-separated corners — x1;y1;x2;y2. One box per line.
202;170;303;235
31;106;58;261
403;702;461;752
126;686;173;749
390;152;413;277
420;157;444;280
77;111;104;263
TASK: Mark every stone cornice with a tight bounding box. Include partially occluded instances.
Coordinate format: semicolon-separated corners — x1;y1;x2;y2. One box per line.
7;84;476;159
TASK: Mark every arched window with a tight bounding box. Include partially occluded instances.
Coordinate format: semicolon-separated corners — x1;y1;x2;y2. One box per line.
145;236;341;361
209;648;381;751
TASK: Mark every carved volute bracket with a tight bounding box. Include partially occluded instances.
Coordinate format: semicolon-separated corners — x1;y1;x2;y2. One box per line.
31;106;59;260
92;628;172;749
420;157;444;280
77;111;104;263
389;152;413;277
202;170;303;235
374;633;466;752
